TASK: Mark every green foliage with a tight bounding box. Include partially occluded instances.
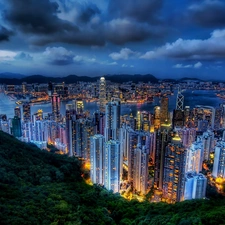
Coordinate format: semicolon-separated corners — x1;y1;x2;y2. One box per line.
0;131;225;225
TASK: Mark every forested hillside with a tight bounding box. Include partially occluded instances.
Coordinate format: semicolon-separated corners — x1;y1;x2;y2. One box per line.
0;131;225;225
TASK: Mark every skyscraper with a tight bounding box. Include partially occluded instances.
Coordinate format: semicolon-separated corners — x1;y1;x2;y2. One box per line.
11;116;22;138
90;134;104;185
104;100;121;142
176;87;184;110
51;91;61;122
99;77;106;113
163;134;186;203
160;96;169;123
104;140;121;193
14;106;21;118
22;102;31;122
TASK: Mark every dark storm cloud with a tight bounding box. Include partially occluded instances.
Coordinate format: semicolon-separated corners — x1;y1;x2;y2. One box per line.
188;0;225;27
108;0;163;23
0;26;13;42
2;0;166;46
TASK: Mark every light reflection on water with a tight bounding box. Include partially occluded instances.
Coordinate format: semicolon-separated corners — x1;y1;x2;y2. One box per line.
0;90;224;119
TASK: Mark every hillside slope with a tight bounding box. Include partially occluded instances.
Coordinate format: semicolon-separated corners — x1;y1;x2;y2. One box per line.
0;131;225;225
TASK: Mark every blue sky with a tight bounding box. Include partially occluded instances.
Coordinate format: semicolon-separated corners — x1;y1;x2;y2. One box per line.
0;0;225;80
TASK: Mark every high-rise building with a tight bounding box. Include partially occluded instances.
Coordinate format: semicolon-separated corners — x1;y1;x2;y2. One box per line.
154;106;161;129
14;106;21;118
22;102;31;122
72;99;84;115
51;91;61;122
11;116;22;138
173;109;185;128
154;121;172;189
201;130;215;161
178;127;196;148
163;134;186;203
90;134;104;185
176;88;184;110
133;146;149;194
99;77;106;113
104;140;121;193
160;96;169;123
184;172;207;200
136;111;151;131
212;141;225;178
185;141;204;173
104;100;120;142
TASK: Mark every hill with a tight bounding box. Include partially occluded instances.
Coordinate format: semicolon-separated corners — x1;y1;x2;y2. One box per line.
0;74;158;85
0;131;225;225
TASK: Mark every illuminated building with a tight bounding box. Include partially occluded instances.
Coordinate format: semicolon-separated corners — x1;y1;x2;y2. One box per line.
177;127;196;148
72;99;84;115
201;130;215;161
90;134;104;184
14;106;21;118
212;141;225;178
154;121;172;189
22;102;31;122
154;106;161;129
99;77;106;113
160;96;169;123
93;111;104;135
11;116;22;138
214;107;222;130
197;120;208;132
184;172;207;200
104;100;121;142
163;134;186;203
22;82;27;94
185;141;204;173
51;91;61;122
176;88;184;110
133;146;149;194
136;111;151;131
104;140;121;193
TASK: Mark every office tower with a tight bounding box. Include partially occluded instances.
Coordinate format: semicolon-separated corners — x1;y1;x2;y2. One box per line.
154;121;172;189
201;130;215;161
73;99;84;115
90;134;104;184
99;77;106;113
104;140;121;193
51;91;61;123
22;121;33;142
178;127;196;148
163;134;186;203
22;82;27;94
93;111;104;135
154;106;161;129
160;96;169;123
133;146;149;194
23;102;31;122
176;88;184;110
214;107;222;130
212;141;225;178
184;172;207;200
14;106;21;118
193;105;215;129
136;111;151;131
173;109;185;128
197;120;208;132
104;100;121;142
11;116;22;138
186;141;204;173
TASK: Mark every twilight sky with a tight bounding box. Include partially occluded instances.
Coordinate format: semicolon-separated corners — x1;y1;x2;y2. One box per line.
0;0;225;79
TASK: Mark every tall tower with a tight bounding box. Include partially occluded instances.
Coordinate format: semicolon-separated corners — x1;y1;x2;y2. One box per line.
176;87;184;110
160;96;169;123
11;116;22;138
51;91;61;122
90;134;105;185
14;106;21;118
22;102;31;122
163;134;186;203
99;77;106;113
104;100;121;142
104;140;121;193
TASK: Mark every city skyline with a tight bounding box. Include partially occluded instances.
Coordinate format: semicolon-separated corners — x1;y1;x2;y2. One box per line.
0;0;225;79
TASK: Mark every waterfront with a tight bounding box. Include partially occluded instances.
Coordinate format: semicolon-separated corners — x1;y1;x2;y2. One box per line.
0;90;224;119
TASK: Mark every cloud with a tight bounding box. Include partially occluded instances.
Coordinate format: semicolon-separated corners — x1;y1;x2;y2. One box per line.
43;47;75;65
173;62;202;69
0;50;17;61
73;55;96;64
0;26;13;42
109;48;139;60
14;52;33;61
141;29;225;60
188;0;225;28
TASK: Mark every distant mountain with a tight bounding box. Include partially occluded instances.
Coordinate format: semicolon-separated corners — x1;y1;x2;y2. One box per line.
0;72;26;79
0;74;159;85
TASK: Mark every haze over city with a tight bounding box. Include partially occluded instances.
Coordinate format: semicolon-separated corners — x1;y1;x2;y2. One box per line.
0;0;225;79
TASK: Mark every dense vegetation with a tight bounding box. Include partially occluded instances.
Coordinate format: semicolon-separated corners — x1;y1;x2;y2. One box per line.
0;131;225;225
